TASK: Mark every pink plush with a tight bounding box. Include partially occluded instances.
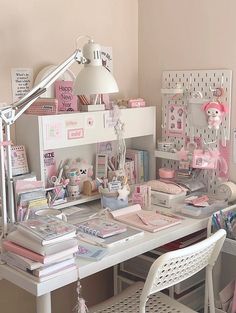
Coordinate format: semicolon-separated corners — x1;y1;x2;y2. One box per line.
201;101;228;130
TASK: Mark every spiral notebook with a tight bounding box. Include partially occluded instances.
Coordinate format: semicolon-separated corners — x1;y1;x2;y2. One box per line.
110;204;182;233
76;217;127;238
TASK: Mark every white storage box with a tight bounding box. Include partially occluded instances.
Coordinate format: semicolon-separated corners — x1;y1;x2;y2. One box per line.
151;190;186;208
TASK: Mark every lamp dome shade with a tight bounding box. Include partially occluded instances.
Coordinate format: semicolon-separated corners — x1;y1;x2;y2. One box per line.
74;40;119;95
74;65;119;95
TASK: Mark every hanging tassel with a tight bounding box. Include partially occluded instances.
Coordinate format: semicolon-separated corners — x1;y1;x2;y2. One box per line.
74;280;88;313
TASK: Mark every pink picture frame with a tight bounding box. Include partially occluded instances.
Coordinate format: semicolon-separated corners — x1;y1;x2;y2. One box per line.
166;104;185;137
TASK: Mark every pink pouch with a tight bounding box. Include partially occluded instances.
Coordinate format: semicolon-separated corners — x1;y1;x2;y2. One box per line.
192;149;218;169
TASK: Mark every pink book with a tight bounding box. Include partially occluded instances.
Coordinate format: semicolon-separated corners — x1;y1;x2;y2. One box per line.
111;204;182;233
54;80;77;112
126;149;139;183
3;241;78;264
3;240;44;263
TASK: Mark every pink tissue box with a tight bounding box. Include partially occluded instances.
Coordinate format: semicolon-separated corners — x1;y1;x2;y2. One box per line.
128;98;146;108
25;98;58;115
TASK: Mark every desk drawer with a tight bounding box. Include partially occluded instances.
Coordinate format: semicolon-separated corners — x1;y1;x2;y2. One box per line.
120;254;153;280
177;284;205;311
116;276;134;293
119;254;205;294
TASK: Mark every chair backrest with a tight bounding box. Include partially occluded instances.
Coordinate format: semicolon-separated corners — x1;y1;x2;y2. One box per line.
140;229;226;305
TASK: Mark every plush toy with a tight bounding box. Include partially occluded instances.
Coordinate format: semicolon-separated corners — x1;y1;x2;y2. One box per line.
76;160;93;192
201;101;228;130
63;159;93;193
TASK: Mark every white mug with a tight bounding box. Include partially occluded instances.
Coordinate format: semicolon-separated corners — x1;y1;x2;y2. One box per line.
35;209;67;222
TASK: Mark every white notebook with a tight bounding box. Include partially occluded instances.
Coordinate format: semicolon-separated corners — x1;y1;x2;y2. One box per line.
77;224;144;248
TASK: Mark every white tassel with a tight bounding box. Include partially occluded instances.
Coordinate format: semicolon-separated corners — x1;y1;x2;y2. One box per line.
74;280;88;313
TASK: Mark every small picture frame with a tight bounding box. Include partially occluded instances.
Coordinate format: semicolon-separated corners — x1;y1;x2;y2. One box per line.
10;145;29;176
166;104;185;137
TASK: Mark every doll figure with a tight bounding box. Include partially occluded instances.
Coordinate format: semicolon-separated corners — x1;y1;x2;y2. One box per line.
201;101;228;130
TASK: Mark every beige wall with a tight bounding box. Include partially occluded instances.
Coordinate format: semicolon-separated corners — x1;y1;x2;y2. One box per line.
0;0;138;312
0;0;138;104
139;0;236;181
2;0;236;311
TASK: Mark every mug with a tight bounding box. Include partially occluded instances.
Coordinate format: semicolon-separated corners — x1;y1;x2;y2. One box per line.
35;209;67;221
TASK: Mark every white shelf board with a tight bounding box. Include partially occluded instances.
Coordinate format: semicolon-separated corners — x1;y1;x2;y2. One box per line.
161;88;184;94
155;150;179;161
53;193;101;210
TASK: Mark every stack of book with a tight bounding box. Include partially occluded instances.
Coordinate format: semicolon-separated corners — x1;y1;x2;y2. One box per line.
126;149;149;184
14;180;49;221
2;216;78;282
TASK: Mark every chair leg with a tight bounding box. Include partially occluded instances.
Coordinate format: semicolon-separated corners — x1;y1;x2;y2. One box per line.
206;267;215;313
139;301;146;313
169;286;174;298
204;268;209;313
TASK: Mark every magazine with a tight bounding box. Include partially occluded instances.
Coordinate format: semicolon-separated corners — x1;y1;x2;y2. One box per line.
17;216;77;245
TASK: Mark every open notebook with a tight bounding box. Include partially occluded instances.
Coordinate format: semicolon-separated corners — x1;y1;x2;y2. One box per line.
111;204;182;233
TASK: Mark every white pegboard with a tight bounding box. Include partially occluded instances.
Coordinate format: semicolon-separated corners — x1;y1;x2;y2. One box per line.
160;69;232;193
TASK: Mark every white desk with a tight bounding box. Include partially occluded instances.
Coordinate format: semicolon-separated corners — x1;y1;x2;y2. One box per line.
0;212;208;313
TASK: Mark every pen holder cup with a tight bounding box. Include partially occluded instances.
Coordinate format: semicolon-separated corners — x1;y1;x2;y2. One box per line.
101;192;128;211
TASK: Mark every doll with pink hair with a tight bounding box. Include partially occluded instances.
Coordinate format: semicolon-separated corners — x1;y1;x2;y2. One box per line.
201;101;228;130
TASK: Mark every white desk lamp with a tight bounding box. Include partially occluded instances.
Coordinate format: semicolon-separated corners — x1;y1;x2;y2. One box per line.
0;37;119;237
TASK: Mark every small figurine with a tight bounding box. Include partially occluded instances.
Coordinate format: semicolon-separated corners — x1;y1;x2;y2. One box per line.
201;101;228;130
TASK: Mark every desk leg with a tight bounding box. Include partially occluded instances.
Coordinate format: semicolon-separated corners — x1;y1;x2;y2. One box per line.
36;293;51;313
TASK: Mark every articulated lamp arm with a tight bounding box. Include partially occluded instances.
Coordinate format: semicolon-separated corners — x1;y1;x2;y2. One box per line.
0;49;85;236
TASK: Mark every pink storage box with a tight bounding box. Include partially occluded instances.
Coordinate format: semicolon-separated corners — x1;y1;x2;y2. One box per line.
128;98;146;108
25;98;58;115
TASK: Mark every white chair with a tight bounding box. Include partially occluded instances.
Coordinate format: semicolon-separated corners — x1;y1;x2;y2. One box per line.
89;229;226;313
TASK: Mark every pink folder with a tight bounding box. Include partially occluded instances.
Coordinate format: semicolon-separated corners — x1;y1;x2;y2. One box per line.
111;204;181;233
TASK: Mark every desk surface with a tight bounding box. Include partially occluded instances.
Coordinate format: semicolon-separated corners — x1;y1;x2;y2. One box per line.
0;211;208;296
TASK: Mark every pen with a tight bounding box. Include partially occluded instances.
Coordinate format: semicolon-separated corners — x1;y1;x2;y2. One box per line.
136;213;149;225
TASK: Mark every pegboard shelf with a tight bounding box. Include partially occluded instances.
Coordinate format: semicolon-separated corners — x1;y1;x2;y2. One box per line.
160;69;232;193
161;88;184;95
155;150;179;161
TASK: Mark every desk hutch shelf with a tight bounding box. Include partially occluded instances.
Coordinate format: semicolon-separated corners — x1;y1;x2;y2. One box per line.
15;106;156;207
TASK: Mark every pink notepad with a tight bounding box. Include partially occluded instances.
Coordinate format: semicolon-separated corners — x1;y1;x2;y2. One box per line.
111;204;182;233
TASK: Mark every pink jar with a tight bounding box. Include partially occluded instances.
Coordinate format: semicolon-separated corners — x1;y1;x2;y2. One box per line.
158;167;175;179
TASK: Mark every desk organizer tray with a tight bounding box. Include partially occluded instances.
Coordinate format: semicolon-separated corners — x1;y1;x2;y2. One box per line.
175;201;228;218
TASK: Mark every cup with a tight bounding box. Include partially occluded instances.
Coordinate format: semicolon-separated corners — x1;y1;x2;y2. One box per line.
67;184;80;198
35;209;67;221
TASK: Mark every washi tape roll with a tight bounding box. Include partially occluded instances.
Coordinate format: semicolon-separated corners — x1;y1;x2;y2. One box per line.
217;182;236;202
